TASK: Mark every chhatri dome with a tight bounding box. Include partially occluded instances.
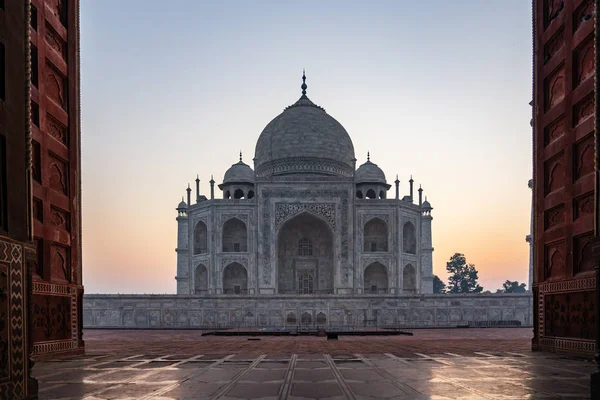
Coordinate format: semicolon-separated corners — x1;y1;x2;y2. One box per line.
253;71;356;178
355;152;387;185
223;152;255;184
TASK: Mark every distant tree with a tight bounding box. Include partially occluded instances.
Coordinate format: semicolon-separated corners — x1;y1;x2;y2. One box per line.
433;275;446;294
446;253;483;294
502;280;527;293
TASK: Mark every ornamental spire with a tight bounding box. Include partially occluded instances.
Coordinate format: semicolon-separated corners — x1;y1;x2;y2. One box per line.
239;151;243;162
367;151;370;162
301;69;307;96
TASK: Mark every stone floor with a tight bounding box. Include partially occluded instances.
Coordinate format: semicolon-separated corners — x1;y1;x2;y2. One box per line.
33;329;595;399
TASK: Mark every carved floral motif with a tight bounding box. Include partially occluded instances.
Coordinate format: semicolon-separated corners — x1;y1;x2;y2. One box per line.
574;95;594;127
545;66;565;111
574;133;594;180
545;241;566;280
50;207;69;231
574;37;594;87
544;118;564;146
46;115;67;146
275;203;336;229
544;204;564;230
574;193;594;220
544;291;596;340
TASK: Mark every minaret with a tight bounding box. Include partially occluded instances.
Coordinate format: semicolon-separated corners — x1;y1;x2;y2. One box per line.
195;175;200;203
409;175;414;203
210;175;215;200
395;175;400;200
418;185;423;207
420;196;434;293
175;197;190;294
526;179;533;291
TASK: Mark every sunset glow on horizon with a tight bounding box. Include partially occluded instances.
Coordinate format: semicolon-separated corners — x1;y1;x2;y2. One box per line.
81;1;532;294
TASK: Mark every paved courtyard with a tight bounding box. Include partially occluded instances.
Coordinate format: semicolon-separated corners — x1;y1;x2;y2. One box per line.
33;329;595;399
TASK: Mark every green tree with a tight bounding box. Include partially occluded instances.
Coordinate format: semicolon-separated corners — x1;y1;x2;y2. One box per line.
433;275;446;294
502;280;527;293
446;253;483;293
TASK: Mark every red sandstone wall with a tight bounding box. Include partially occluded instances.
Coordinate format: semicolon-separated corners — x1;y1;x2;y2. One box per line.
30;0;83;358
532;0;597;355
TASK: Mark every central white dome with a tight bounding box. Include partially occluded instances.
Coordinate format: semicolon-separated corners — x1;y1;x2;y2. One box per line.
253;75;356;178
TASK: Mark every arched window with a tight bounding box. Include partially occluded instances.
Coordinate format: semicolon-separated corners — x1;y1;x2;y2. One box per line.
193;221;208;254
298;238;313;256
224;190;231;199
222;262;247;294
379;190;386;199
222;218;247;252
403;264;416;293
194;264;208;294
234;188;244;199
403;222;417;254
363;218;388;252
247;190;255;199
356;190;363;199
364;262;388;293
366;189;377;199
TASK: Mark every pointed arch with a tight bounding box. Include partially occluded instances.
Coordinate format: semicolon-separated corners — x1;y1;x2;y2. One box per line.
193;221;208;254
194;264;208;294
222;262;247;294
233;188;244;199
403;264;416;293
364;262;388;294
403;222;416;254
222;217;247;252
363;217;388;252
366;189;377;199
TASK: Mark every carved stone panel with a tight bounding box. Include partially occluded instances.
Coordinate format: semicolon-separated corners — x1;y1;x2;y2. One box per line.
544;204;564;230
32;294;71;342
45;22;66;59
544;153;564;195
49;243;70;282
574;192;594;220
573;232;595;274
573;133;594;181
573;0;594;33
275;203;336;229
574;36;594;88
544;65;565;112
544;291;596;340
573;94;594;127
50;206;70;232
48;153;68;196
544;241;566;280
544;117;564;146
46;114;68;147
45;61;67;109
544;28;564;65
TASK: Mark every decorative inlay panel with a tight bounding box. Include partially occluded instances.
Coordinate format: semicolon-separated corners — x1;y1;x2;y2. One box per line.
275;203;336;229
573;133;594;180
573;94;594;127
544;241;566;280
261;188;349;285
574;192;594;220
544;28;564;64
544;204;564;230
544;117;564;146
544;65;565;111
544;153;564;195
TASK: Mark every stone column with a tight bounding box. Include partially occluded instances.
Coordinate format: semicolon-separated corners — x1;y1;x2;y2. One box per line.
420;209;434;293
527;179;533;292
175;209;190;294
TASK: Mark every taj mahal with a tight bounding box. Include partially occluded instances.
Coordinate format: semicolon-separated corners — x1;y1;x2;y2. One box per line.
82;74;532;329
174;73;434;297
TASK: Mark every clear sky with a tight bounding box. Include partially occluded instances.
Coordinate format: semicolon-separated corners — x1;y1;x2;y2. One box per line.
80;1;533;294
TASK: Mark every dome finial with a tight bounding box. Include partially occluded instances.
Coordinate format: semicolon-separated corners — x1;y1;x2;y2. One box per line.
367;151;370;162
239;151;243;162
301;69;307;96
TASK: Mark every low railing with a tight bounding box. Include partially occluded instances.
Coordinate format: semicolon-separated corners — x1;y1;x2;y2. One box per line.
222;289;250;295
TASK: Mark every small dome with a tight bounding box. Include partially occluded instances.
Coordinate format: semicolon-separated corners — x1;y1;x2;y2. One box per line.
223;160;255;184
355;159;386;184
422;199;432;209
177;200;187;209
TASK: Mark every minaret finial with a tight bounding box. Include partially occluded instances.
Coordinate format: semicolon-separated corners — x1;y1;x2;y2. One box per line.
367;151;370;162
301;69;307;96
239;151;242;162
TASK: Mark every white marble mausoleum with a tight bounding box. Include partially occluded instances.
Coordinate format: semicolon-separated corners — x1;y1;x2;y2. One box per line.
175;73;434;297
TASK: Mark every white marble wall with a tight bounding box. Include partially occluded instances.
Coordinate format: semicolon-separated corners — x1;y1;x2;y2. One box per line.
83;293;533;328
